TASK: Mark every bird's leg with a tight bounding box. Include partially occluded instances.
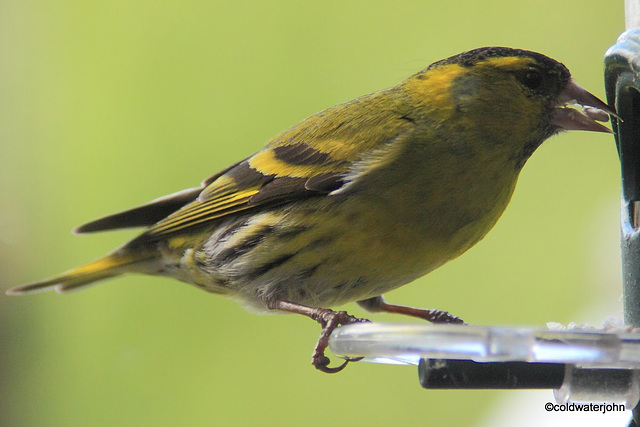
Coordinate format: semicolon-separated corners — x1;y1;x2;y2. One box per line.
272;300;370;373
357;295;465;324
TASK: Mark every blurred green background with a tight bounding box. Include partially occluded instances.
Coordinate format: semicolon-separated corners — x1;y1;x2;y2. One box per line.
0;1;624;426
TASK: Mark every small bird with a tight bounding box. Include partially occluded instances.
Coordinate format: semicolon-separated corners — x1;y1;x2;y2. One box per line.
7;47;613;372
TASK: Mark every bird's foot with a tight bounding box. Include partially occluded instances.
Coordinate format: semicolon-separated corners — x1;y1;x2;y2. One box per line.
271;300;369;373
357;295;465;324
309;309;369;373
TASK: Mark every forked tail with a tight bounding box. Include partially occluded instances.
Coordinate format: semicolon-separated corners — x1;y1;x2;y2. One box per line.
6;249;153;295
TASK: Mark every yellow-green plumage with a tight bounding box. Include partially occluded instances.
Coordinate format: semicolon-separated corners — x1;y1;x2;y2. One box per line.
7;48;612;319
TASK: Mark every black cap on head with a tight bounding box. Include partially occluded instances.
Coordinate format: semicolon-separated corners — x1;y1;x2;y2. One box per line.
427;47;571;100
429;47;567;73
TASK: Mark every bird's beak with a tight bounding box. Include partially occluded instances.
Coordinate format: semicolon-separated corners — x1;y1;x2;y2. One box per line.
550;80;615;133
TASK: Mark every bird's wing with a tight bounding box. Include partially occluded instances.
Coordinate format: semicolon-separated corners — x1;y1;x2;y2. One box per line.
72;160;242;234
145;144;353;237
75;89;414;237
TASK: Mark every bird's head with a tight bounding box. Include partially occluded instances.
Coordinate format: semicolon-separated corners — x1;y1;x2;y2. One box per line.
404;47;613;166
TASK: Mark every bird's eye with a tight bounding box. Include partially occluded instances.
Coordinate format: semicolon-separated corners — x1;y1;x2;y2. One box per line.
520;70;543;90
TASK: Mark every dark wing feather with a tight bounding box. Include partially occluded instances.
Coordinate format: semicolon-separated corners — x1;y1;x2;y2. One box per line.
73;159;247;234
73;187;203;234
146;161;343;237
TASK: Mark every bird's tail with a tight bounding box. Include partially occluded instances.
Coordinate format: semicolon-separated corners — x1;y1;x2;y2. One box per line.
6;248;154;295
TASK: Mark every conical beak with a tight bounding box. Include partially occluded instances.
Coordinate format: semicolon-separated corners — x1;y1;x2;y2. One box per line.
550;80;615;133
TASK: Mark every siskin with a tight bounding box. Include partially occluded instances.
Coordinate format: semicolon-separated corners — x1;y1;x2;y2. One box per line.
7;47;614;372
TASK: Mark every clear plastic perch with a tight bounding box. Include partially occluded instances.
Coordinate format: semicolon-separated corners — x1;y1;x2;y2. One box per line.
328;322;640;368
